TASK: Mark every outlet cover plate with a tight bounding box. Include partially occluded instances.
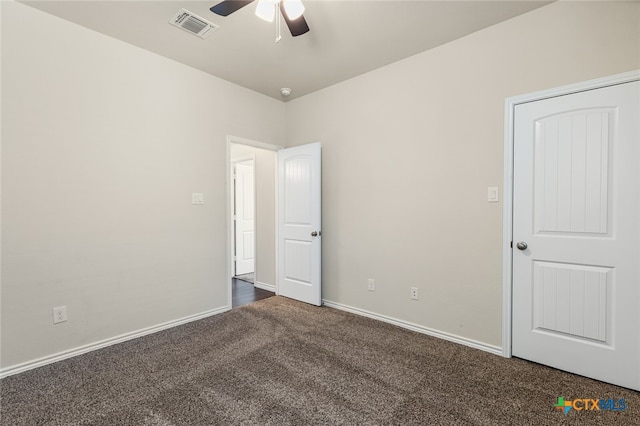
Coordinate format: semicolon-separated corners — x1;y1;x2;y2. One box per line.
368;279;375;291
410;287;419;300
53;306;68;324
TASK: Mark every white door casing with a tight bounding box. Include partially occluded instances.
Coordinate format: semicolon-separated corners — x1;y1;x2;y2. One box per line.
511;80;639;390
277;142;322;306
234;160;255;276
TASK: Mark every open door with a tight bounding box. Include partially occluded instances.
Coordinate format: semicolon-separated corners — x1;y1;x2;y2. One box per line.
277;143;322;306
233;160;255;276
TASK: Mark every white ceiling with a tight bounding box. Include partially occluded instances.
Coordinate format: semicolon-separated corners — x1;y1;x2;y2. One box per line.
21;0;551;101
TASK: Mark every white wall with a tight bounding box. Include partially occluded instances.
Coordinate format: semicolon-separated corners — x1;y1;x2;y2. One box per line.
285;1;640;348
1;2;284;369
230;144;277;289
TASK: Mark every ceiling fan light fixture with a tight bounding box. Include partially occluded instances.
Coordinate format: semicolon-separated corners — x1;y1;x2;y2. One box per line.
211;0;309;37
255;0;277;22
283;0;305;20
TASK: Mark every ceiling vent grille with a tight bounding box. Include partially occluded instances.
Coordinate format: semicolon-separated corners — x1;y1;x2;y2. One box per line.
170;9;219;39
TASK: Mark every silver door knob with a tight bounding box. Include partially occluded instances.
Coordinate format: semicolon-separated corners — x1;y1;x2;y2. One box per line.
311;231;320;237
516;241;528;250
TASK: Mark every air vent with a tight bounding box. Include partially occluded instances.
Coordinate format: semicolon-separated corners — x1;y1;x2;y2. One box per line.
170;9;219;39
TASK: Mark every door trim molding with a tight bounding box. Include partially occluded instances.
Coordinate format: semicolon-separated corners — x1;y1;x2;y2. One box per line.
502;70;640;358
226;136;283;309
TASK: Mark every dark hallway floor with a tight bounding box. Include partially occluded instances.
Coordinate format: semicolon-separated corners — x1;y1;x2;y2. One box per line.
232;277;274;308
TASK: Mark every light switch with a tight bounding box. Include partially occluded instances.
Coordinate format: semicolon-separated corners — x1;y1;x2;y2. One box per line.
487;187;499;203
192;193;204;205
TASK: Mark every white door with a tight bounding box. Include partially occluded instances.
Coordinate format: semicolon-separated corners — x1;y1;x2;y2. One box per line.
277;142;322;306
234;161;255;276
512;81;640;390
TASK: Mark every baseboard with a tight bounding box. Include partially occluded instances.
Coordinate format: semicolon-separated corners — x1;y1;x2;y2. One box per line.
254;281;275;292
1;300;502;379
322;300;503;356
0;305;231;379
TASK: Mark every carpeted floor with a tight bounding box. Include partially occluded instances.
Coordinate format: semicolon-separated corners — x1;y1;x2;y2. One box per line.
1;296;638;425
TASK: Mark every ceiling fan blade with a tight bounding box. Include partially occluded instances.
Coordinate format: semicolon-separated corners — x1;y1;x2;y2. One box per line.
210;0;254;17
279;2;310;37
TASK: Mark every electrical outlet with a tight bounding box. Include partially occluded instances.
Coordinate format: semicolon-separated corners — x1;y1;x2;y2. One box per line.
368;279;375;292
53;306;67;324
410;287;419;300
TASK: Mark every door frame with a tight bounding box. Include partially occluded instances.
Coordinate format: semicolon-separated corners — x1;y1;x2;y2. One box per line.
501;70;640;358
226;135;283;309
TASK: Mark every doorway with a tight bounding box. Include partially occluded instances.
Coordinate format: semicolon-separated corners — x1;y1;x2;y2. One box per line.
503;71;640;390
226;137;323;309
227;136;280;308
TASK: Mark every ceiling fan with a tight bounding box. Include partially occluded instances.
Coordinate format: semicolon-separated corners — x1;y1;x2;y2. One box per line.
210;0;310;38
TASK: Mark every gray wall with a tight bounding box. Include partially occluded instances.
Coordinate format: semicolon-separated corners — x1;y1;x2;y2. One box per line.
2;0;639;371
1;2;284;369
285;1;640;348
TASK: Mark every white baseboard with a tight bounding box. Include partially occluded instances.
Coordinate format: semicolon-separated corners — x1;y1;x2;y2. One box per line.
0;305;231;379
254;281;275;292
322;300;503;356
1;300;502;379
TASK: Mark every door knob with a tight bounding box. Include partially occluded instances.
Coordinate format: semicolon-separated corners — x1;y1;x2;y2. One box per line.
311;231;321;237
516;241;528;250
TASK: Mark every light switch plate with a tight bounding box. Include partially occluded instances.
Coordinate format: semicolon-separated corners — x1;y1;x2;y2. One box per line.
487;187;499;203
192;193;204;205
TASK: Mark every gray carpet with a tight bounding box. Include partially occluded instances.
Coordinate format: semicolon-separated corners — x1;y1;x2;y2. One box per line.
1;296;638;425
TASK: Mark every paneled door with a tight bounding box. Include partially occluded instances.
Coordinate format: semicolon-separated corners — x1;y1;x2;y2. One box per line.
234;160;255;276
512;80;639;390
277;143;322;306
